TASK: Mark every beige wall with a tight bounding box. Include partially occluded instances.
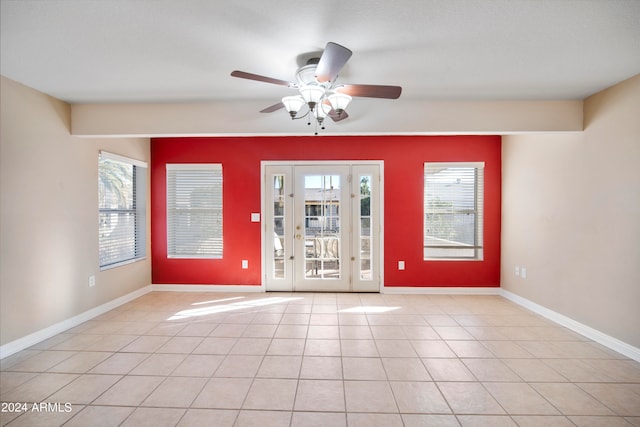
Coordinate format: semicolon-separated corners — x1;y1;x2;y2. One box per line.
0;76;151;346
502;74;640;348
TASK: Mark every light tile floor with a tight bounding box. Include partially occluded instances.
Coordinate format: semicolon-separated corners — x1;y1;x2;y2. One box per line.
1;292;639;426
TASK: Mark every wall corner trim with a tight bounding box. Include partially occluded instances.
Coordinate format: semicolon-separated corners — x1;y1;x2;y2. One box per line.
0;285;153;360
500;289;640;363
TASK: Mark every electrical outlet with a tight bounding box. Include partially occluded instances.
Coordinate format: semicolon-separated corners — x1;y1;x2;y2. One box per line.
242;260;249;269
521;267;527;279
88;275;96;287
398;261;405;270
515;266;520;277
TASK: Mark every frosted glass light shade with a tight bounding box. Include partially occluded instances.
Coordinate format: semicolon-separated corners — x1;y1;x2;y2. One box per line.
299;85;325;110
281;95;305;118
314;102;330;120
327;92;352;114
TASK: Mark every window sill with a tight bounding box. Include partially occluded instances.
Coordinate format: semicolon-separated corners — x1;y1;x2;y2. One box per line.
100;257;147;271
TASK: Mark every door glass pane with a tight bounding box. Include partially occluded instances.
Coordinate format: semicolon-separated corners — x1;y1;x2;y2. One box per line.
359;175;372;280
304;175;341;279
272;175;285;279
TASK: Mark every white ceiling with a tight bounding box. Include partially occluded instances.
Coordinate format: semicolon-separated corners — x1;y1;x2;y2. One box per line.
2;0;639;109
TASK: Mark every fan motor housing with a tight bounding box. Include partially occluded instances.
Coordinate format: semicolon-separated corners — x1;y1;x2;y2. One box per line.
296;62;332;88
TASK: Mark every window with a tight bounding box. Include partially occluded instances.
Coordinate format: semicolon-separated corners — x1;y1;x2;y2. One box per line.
167;164;223;258
98;151;147;269
424;162;484;260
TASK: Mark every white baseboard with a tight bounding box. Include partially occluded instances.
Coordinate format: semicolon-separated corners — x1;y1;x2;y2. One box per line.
382;286;500;295
0;285;152;360
500;289;640;363
152;284;264;293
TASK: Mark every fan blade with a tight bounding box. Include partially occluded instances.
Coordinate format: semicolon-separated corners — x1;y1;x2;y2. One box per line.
315;42;352;83
260;102;285;113
328;109;349;122
231;70;297;88
336;84;402;99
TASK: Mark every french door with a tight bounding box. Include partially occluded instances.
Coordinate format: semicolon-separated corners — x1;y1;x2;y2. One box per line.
264;162;382;292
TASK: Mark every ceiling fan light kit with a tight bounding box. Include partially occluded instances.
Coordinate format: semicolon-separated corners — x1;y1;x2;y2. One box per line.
231;42;402;134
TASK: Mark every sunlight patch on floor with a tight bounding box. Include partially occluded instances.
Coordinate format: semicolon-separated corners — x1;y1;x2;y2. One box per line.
168;296;304;320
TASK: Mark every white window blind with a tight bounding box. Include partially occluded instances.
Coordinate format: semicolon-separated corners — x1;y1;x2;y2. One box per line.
167;164;223;258
98;151;147;269
424;162;484;260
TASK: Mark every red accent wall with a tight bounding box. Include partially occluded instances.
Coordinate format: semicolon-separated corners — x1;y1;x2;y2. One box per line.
151;135;501;287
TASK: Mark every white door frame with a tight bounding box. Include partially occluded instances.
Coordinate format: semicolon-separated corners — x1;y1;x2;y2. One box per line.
261;160;384;292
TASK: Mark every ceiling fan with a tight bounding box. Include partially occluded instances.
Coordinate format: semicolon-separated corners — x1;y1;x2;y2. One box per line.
231;42;402;133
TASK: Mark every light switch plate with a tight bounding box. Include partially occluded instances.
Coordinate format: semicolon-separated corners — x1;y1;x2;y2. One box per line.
251;213;260;222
